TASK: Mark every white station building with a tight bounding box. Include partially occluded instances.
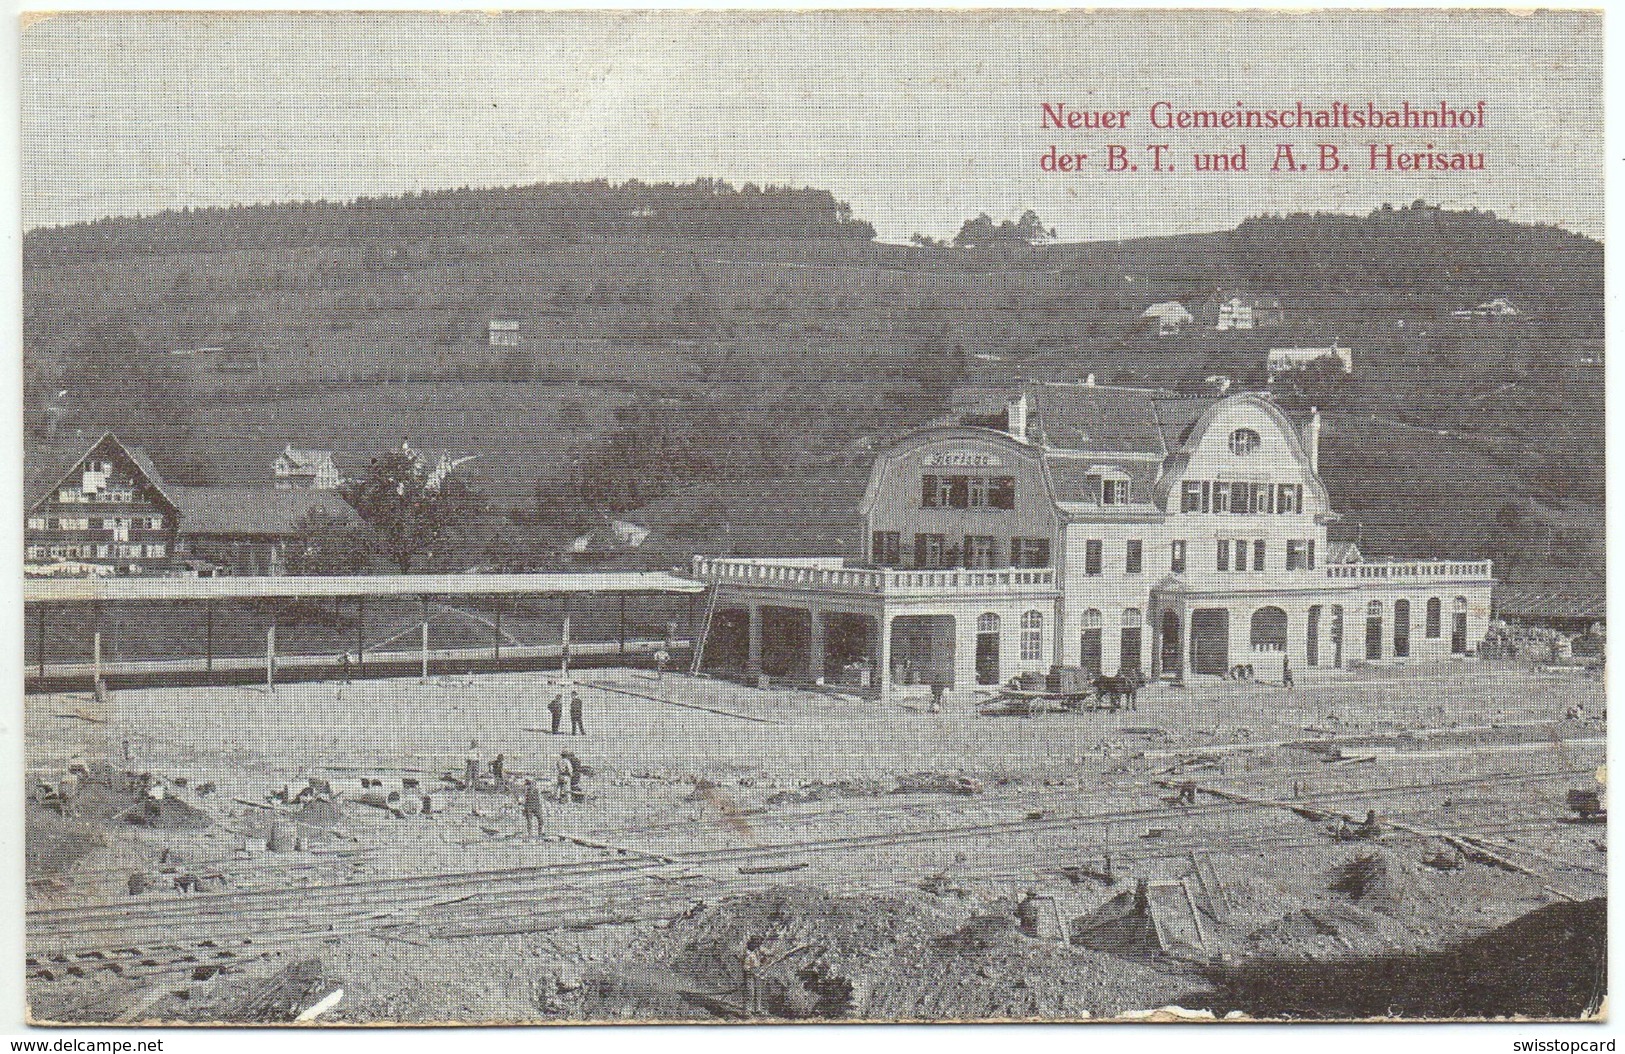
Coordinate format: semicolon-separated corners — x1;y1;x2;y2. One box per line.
693;381;1493;696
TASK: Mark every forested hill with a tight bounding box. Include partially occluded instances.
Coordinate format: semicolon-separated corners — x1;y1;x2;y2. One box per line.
1227;205;1602;316
23;187;1604;580
23;179;877;262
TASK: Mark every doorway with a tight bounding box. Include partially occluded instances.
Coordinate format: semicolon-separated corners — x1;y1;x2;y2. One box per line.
1190;608;1230;676
974;612;1000;685
1159;609;1181;678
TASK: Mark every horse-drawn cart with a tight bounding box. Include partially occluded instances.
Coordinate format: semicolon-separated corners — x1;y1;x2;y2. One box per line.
978;668;1145;716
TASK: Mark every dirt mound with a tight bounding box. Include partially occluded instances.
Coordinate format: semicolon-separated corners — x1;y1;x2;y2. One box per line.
123;794;212;829
617;885;1196;1021
1201;898;1606;1020
764;778;889;805
891;771;984;796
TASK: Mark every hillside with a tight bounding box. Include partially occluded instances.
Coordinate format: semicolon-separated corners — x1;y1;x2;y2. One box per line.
22;185;1604;579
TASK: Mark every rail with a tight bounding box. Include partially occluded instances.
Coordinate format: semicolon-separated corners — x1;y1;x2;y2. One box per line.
691;556;1057;594
1325;559;1493;582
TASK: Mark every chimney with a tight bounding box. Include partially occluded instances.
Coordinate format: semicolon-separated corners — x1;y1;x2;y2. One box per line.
1306;406;1322;476
1006;392;1029;442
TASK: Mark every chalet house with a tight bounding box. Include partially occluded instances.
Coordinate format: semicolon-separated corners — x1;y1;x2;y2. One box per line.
1267;345;1353;377
272;445;341;490
694;381;1493;695
171;487;362;576
26;434;180;573
1140;301;1193;336
27;433;362;577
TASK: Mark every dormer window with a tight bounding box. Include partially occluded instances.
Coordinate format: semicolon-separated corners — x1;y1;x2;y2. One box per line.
1229;428;1261;455
1088;467;1131;506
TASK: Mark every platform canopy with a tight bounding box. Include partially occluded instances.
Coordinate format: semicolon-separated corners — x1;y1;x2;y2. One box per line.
23;571;706;604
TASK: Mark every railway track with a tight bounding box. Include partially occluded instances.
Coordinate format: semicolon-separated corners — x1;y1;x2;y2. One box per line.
29;765;1596;982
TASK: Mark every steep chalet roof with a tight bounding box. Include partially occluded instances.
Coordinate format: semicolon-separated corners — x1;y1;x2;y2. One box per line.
26;432;178;514
172;487;361;537
277;445;337;471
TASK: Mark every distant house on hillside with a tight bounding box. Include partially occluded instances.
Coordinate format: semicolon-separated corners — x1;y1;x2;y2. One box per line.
1201;294;1284;331
1216;297;1254;331
26;433;180;574
488;319;521;347
1452;297;1519;320
273;445;341;490
401;440;479;491
1140;301;1193;336
172;487;362;576
1268;344;1353;378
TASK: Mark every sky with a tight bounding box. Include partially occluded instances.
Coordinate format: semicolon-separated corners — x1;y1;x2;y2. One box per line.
19;9;1605;242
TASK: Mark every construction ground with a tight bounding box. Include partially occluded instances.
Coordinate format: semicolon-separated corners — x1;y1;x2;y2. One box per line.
23;660;1607;1024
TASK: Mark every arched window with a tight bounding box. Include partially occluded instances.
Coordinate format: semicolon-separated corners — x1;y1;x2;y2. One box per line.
1229;428;1261;455
1122;607;1142;627
1021;610;1044;662
1368;600;1384;617
1250;606;1288;651
1081;608;1102;629
1426;597;1442;638
976;612;1000;635
1454;596;1468;613
1393;599;1411;658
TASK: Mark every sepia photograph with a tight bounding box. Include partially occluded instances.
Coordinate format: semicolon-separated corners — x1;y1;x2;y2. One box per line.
12;7;1608;1031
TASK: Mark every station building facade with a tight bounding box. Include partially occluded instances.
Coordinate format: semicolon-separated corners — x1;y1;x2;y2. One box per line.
694;382;1493;695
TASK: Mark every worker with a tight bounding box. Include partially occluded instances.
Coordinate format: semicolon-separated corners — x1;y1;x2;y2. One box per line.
654;647;670;680
568;753;585;802
522;778;545;837
555;751;574;802
570;691;585;735
490;753;506;782
57;769;80;817
741;936;765;1015
1282;656;1295;689
338;653;352;685
548;692;564;735
463;740;481;791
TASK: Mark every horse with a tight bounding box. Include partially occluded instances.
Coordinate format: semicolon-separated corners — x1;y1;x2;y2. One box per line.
1092;669;1146;711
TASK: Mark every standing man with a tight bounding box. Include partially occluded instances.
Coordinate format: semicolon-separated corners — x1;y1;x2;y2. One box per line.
556;751;574;802
1282;656;1295;690
569;691;585;736
654;647;670;681
338;653;352;686
491;753;506;783
521;778;545;837
740;936;765;1016
548;691;564;736
463;739;481;791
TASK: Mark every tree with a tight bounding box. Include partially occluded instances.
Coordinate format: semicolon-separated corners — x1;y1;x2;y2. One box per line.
342;449;487;571
952;209;1056;248
285;508;374;575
